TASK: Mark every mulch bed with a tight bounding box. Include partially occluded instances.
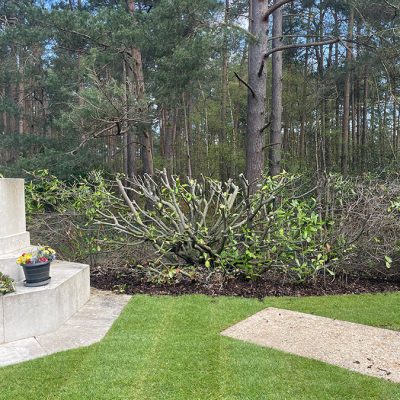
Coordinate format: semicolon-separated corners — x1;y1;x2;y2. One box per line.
91;265;400;298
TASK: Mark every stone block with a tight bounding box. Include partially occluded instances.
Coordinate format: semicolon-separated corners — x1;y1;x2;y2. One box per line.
2;261;90;343
0;179;30;255
0;179;27;238
0;248;31;281
0;297;4;344
0;232;31;256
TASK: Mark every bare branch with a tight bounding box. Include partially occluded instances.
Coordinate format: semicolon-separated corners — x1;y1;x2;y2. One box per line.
234;72;256;98
258;38;340;77
263;0;295;21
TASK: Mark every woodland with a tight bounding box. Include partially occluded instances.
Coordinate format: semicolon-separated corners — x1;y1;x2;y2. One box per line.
1;0;400;294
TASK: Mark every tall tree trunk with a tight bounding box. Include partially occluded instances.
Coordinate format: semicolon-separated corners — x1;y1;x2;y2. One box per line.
378;95;384;163
299;8;312;163
361;72;368;169
182;93;192;179
245;0;269;190
393;99;397;158
227;81;237;177
160;106;177;176
383;92;388;160
219;0;230;181
167;108;178;176
334;11;341;167
355;78;361;169
269;0;283;177
351;79;356;168
123;60;137;180
129;0;154;176
1;86;7;133
17;49;25;135
160;106;166;159
341;7;354;175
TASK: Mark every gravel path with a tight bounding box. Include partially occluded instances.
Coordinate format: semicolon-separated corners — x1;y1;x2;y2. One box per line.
221;307;400;383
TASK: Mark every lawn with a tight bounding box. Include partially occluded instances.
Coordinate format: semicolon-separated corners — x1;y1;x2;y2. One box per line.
1;293;400;400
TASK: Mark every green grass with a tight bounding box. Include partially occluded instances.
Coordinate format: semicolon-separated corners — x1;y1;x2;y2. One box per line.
1;293;400;399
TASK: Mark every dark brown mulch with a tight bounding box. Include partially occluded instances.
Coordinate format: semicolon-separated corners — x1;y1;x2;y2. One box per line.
90;265;400;298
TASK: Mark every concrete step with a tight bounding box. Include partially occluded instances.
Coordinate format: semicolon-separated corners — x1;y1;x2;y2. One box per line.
0;246;34;282
0;232;30;256
0;289;131;367
0;261;90;344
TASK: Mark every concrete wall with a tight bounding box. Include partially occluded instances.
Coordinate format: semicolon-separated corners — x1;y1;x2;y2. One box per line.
0;253;25;282
0;262;90;344
0;179;26;237
0;179;30;257
0;180;91;344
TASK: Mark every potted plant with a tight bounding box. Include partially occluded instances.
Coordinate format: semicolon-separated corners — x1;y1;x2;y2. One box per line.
16;246;56;287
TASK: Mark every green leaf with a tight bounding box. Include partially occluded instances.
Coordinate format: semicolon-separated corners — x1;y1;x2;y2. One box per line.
385;255;393;269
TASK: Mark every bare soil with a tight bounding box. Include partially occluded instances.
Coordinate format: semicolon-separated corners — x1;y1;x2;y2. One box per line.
91;265;400;298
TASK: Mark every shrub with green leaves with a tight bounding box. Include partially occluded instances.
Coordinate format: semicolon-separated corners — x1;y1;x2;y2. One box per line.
22;169;400;282
0;273;14;295
24;170;123;264
102;171;332;281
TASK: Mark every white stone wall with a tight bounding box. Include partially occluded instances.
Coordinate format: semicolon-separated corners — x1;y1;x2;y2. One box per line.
0;179;30;256
0;179;91;346
0;262;90;344
0;179;26;237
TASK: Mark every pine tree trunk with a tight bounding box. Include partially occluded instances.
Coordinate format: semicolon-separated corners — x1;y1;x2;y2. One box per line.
123;60;137;180
299;8;311;163
219;0;229;181
18;49;25;135
383;92;388;160
341;8;354;175
182;93;192;179
362;72;368;169
245;0;268;190
269;0;283;177
129;0;154;176
334;11;341;166
393;99;397;157
162;107;177;176
351;79;356;169
1;86;7;133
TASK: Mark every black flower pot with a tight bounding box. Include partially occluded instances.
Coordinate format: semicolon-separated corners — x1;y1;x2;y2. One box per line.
22;261;51;287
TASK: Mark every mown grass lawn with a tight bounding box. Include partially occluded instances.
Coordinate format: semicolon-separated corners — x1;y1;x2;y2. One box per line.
1;292;400;400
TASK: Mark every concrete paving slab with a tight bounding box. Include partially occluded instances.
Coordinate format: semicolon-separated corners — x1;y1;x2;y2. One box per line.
36;324;109;354
0;289;130;367
37;289;130;353
64;291;129;327
0;338;47;367
221;307;400;383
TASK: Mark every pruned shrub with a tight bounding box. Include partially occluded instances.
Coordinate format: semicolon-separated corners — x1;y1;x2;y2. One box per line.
100;171;332;281
30;169;400;284
323;174;400;278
